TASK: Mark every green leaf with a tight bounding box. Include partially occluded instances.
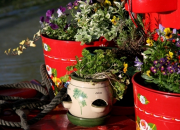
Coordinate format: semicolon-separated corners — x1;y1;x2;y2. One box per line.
137;93;140;99
148;123;157;130
52;68;57;77
141;74;154;81
137;116;140;124
143;50;152;55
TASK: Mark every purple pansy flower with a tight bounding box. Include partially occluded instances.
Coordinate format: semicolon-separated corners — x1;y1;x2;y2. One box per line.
46;9;55;17
177;64;180;69
57;6;66;17
177;68;180;74
176;41;180;47
39;16;45;28
40;16;44;22
67;2;74;10
159;58;165;64
49;23;59;30
134;57;143;71
153;60;158;65
64;23;70;31
59;6;66;13
165;59;170;66
150;66;157;73
173;28;177;34
169;68;175;73
156;24;165;34
167;65;175;73
162;71;167;75
160;65;165;71
173;63;178;70
74;0;80;6
45;16;51;23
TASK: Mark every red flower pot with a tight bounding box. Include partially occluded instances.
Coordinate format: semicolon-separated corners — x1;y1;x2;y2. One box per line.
125;0;177;13
132;72;180;130
41;35;116;87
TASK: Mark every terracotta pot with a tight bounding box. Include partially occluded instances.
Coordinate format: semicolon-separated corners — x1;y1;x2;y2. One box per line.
65;73;114;118
132;72;180;130
41;35;116;88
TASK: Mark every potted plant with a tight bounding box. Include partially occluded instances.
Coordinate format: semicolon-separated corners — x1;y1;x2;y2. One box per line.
4;0;117;92
75;0;140;46
133;24;180;130
60;47;130;127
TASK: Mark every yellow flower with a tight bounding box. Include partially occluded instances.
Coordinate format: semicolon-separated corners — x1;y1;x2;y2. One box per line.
29;40;36;47
164;28;172;39
123;62;128;73
166;51;173;60
74;6;78;9
104;0;111;6
111;16;119;25
19;40;25;45
78;19;80;22
146;38;153;46
146;70;151;77
52;77;61;86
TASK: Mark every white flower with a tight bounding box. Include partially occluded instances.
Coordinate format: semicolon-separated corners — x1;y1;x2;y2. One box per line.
140;119;151;130
118;74;122;78
105;13;110;19
57;8;63;17
44;43;48;51
141;53;147;59
29;41;36;47
140;95;146;104
46;65;52;76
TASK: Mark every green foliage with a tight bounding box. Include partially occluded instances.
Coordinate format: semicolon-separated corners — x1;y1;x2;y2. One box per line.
62;48;130;100
74;0;143;46
40;7;78;40
135;24;180;93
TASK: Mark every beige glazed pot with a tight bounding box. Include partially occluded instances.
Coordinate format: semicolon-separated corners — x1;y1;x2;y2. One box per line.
62;73;114;118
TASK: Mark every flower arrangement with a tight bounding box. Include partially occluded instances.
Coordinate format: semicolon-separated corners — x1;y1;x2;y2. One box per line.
60;48;130;100
135;24;180;93
5;0;80;55
5;0;143;56
74;0;143;46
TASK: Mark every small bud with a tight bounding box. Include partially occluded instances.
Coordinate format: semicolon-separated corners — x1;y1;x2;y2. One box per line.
19;40;25;45
8;49;11;53
17;50;22;55
29;41;36;47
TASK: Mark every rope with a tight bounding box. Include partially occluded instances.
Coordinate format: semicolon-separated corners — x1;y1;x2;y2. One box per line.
0;64;67;129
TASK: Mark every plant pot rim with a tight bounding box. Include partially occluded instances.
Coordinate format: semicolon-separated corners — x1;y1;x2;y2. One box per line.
41;35;104;43
70;72;107;82
132;72;180;97
41;34;81;42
